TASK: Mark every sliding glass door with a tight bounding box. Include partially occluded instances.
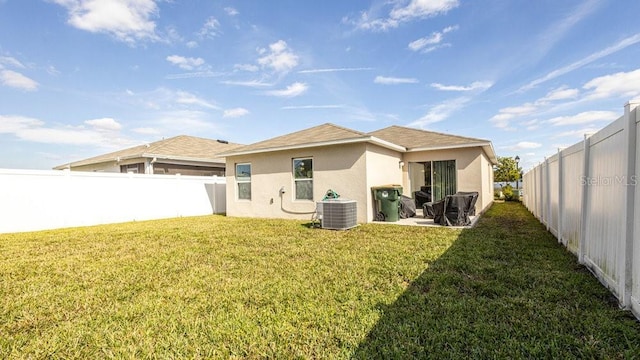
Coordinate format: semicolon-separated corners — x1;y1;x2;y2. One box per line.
408;160;456;202
432;160;456;201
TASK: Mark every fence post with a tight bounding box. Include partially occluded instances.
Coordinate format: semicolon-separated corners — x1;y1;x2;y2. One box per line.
621;101;639;308
579;134;591;264
557;148;564;244
545;157;551;232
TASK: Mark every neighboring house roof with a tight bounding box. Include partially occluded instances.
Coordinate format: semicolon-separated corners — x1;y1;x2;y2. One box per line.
54;135;244;169
219;123;498;164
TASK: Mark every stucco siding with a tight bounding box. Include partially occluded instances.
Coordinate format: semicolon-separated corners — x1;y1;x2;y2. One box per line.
225;143;370;222
364;144;404;222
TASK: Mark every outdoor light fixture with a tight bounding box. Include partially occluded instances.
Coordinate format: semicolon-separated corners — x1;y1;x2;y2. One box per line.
515;155;520;190
399;161;405;169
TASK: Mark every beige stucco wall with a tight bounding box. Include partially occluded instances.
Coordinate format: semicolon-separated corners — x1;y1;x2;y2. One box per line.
401;146;494;214
364;144;403;222
226;143;493;223
225;143;378;223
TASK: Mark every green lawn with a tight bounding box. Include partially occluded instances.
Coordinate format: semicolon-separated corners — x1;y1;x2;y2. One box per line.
1;202;639;359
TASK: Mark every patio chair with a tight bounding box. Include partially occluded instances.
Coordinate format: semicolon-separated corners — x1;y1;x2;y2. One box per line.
423;194;473;226
454;191;478;216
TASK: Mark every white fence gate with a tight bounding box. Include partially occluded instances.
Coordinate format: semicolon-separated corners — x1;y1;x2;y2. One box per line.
0;169;226;234
523;101;640;320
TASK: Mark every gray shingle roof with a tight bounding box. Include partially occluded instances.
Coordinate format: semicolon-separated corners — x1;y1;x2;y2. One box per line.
54;135;243;169
219;123;370;155
220;123;496;164
367;125;491;150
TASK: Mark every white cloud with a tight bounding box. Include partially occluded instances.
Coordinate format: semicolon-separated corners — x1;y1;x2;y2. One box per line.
223;108;249;118
150;110;219;132
198;16;221;39
257;40;299;73
522;119;540;131
0;56;25;69
186;41;198;49
282;105;345;110
175;90;218;109
553;127;601;138
539;86;579;102
164;71;223;80
132;127;160;135
0;70;39;91
234;64;259;72
583;68;640;100
85;117;122;131
408;25;458;52
0;114;131;147
374;76;419;85
490;103;537;128
224;7;238;16
265;82;308;97
221;79;273;88
510;141;542;151
431;81;492;92
166;55;206;70
409;97;470;127
0;115;44;133
51;0;159;44
349;0;459;31
546;111;618;126
408;32;443;51
298;67;373;74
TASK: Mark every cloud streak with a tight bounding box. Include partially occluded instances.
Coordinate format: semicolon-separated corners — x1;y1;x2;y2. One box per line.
374;76;419;85
264;82;308;97
520;32;640;91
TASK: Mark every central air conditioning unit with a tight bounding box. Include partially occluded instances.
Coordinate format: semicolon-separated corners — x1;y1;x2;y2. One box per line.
317;199;357;230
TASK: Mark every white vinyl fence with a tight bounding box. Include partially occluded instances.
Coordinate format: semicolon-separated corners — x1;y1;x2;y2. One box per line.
0;169;226;234
523;101;640;320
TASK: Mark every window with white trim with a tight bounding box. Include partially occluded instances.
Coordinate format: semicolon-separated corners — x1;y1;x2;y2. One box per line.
236;163;251;200
293;158;313;200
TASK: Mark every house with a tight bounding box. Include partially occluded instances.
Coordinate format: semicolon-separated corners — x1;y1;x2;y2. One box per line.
219;123;498;223
54;135;243;176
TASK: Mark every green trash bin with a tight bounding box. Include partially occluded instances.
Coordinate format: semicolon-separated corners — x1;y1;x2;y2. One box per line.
373;185;403;222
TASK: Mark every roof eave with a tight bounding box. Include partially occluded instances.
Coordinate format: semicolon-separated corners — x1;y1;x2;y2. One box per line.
55;153;225;169
407;142;498;165
219;136;406;157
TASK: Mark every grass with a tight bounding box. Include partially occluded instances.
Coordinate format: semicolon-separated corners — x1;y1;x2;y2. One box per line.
1;202;639;358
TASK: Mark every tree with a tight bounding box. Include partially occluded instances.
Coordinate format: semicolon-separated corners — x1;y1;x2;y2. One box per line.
494;156;521;183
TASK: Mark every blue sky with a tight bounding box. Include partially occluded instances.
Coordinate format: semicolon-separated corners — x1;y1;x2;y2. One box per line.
2;0;640;170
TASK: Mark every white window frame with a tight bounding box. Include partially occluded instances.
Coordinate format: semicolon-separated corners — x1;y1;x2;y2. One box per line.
293;157;313;201
236;163;251;200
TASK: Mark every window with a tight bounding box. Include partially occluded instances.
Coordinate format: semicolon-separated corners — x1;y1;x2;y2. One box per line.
236;163;251;200
120;163;144;173
293;158;313;200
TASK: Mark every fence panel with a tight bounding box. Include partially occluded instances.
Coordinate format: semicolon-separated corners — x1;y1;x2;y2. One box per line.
0;169;226;233
559;142;584;253
547;154;560;237
633;107;640;318
523;102;639;319
583;117;627;298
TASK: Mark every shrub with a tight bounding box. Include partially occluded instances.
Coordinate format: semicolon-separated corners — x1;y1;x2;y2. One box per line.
502;184;519;202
